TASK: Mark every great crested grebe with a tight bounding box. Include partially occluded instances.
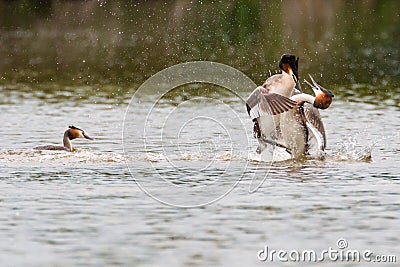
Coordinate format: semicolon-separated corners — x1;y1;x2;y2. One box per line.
34;126;93;152
280;75;334;157
246;54;302;153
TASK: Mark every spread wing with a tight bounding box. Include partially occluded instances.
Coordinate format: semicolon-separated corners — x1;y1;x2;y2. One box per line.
246;86;297;119
303;103;326;149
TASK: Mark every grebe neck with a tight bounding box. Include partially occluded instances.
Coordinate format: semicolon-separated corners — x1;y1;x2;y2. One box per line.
63;131;72;152
290;93;315;106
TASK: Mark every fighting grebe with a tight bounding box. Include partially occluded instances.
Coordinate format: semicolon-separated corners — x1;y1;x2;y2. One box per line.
34;126;93;152
280;75;334;157
246;54;301;152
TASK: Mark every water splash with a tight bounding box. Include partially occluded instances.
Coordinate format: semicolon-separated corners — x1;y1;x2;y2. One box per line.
0;132;390;166
334;134;382;161
0;149;129;165
248;146;291;163
0;149;247;165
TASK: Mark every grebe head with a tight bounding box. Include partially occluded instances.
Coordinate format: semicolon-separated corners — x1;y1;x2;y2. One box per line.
305;75;334;109
279;54;301;90
67;125;93;140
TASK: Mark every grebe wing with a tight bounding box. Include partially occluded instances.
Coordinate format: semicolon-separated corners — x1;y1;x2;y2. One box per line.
246;86;297;119
303;103;326;149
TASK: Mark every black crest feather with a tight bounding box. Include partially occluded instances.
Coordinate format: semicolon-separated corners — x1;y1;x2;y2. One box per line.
69;125;83;131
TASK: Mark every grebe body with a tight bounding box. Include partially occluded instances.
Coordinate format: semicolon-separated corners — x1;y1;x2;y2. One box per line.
246;54;301;153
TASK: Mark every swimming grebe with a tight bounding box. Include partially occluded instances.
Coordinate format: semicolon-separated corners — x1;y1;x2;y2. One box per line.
246;54;301;153
279;75;334;157
34;126;93;152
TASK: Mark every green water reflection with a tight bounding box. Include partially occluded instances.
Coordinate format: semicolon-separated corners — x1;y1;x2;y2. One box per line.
0;0;399;104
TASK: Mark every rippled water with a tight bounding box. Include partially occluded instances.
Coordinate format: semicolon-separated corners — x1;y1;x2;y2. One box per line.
1;83;399;266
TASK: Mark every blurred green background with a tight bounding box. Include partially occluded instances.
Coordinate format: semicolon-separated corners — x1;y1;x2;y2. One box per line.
0;0;399;103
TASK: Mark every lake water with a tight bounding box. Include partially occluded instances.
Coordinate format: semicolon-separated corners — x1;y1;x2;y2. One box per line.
1;83;399;266
1;1;399;266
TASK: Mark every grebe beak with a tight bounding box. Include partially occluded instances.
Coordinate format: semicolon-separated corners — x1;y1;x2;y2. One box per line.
305;75;334;109
307;74;334;97
83;132;93;140
292;72;302;92
292;57;302;92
